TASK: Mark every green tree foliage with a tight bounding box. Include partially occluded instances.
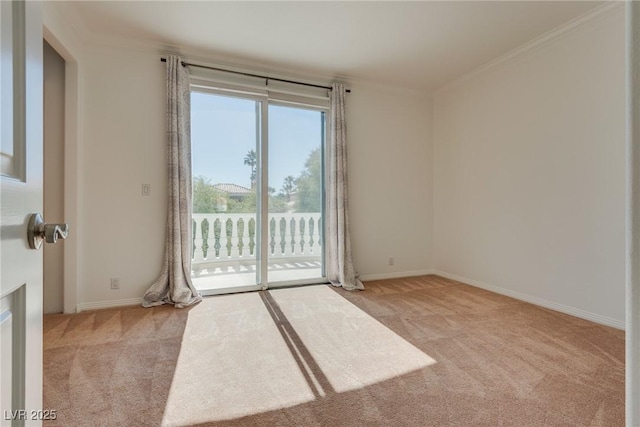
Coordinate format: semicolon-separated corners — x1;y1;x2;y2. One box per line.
226;190;289;213
282;175;296;202
194;147;321;215
227;191;257;213
269;194;289;213
192;175;223;213
296;148;322;212
244;150;257;187
267;186;289;212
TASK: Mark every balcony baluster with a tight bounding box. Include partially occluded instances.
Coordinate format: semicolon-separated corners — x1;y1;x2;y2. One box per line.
192;212;322;274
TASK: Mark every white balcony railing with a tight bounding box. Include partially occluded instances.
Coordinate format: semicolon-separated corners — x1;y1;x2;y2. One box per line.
192;213;322;273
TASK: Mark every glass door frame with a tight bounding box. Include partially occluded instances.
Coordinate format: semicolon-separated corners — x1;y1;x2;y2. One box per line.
190;86;267;296
258;93;269;290
265;100;328;290
190;85;329;295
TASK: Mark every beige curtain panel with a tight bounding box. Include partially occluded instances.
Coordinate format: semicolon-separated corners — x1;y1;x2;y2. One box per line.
143;56;202;308
326;83;364;291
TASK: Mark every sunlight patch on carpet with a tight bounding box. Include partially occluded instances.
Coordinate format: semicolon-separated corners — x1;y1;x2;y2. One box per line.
161;292;315;426
161;286;435;425
271;286;437;393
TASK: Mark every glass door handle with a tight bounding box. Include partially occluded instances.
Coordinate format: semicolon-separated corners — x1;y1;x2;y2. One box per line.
27;213;69;250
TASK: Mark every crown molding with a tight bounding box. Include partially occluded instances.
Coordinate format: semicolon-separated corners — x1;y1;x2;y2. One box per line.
43;1;91;50
85;33;351;87
81;32;432;99
48;1;621;99
39;0;433;103
52;1;622;101
434;1;624;97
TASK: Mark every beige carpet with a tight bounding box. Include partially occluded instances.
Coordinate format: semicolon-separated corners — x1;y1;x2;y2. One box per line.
43;275;624;426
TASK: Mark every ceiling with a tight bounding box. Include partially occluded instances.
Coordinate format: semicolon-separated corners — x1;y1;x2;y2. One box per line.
65;1;607;92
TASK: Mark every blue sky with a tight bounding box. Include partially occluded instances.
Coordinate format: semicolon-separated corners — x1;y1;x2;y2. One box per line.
191;91;322;192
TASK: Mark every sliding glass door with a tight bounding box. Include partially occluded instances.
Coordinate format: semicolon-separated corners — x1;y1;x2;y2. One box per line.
190;91;262;294
267;104;324;286
190;89;326;294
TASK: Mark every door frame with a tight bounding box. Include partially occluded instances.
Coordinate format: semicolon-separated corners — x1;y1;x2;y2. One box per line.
42;11;83;313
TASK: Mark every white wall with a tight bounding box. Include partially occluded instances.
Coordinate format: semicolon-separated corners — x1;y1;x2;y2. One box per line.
433;7;626;326
76;44;433;307
348;84;433;280
80;45;167;306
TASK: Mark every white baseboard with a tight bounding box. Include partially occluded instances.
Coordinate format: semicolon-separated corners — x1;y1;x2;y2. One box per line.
433;270;625;330
76;297;143;312
74;271;624;330
360;269;435;282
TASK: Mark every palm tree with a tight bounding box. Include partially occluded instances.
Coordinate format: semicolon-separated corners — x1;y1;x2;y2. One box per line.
282;175;296;202
243;150;257;188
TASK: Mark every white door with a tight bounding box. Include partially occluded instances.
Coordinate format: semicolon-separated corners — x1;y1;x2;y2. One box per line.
1;1;45;425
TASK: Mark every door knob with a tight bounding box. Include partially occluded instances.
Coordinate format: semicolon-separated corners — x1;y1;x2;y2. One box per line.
27;213;69;250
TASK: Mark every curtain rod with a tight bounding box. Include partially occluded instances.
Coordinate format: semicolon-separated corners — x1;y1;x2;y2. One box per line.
160;57;350;93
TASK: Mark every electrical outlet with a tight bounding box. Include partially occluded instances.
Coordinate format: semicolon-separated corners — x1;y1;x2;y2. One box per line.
142;184;151;196
389;257;394;266
110;278;120;290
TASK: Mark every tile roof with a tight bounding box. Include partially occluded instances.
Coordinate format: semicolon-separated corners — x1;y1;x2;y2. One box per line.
213;183;252;194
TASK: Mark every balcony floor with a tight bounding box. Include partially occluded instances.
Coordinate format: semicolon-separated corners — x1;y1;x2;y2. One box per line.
192;261;323;292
